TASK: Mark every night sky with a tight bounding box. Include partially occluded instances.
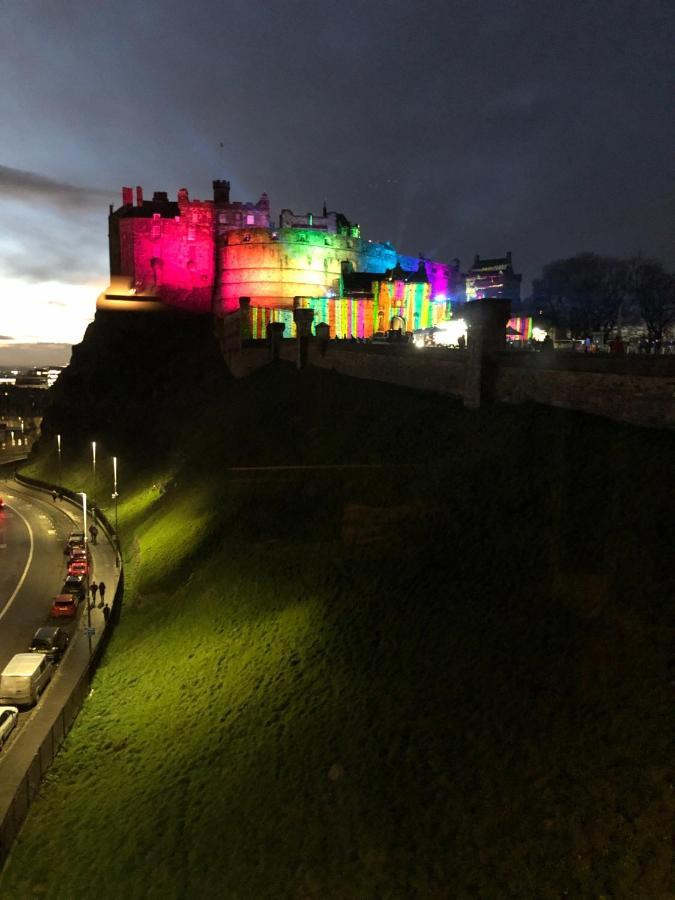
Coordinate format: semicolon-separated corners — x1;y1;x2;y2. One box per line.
1;0;673;362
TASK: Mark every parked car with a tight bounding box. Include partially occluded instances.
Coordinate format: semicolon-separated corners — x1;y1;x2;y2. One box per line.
29;626;70;662
51;594;79;618
64;531;85;553
69;545;89;561
0;654;53;706
0;706;19;748
62;574;87;601
65;531;85;548
68;558;89;576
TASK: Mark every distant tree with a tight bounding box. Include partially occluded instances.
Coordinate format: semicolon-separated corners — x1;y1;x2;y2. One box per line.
629;257;675;345
532;253;630;337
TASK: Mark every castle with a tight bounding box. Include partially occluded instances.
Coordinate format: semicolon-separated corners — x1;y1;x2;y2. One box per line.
105;179;524;339
105;180;494;338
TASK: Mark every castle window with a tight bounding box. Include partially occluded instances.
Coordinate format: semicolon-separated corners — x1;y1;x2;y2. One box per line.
219;213;228;224
246;214;255;225
187;225;196;241
151;213;161;240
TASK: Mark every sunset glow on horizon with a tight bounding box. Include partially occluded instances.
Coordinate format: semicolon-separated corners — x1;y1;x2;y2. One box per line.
0;276;100;346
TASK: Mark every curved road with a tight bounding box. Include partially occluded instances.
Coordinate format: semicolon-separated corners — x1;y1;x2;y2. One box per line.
0;478;81;747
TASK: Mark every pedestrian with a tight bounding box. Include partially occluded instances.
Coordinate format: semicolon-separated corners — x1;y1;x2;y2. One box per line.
102;602;111;624
89;580;98;608
98;581;106;608
51;489;57;503
89;524;98;545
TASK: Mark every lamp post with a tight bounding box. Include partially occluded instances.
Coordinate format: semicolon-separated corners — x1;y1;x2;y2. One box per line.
91;441;97;526
80;492;92;661
56;433;62;485
112;456;120;567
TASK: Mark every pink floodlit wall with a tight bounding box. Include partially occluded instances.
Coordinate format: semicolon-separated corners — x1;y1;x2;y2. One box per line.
216;193;271;231
119;200;215;313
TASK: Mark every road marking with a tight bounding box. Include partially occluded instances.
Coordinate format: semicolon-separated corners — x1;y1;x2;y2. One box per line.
0;501;35;623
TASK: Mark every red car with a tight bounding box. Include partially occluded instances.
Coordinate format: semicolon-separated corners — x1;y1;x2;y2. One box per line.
68;545;89;561
68;558;90;576
51;594;78;618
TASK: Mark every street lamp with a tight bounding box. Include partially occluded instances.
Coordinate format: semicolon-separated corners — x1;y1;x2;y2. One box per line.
112;456;120;568
91;441;97;525
80;492;92;661
56;433;62;485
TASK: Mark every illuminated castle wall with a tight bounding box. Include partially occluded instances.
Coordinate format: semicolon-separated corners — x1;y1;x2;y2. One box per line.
107;180;463;327
465;252;522;303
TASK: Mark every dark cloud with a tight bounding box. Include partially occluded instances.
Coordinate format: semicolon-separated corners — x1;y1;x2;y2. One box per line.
0;201;106;284
0;335;14;341
0;165;113;211
0;0;673;303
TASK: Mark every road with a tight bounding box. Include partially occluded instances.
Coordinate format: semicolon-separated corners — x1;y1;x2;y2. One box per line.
0;478;81;750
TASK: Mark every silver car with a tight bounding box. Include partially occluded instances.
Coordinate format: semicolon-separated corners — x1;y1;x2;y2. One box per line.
0;705;18;749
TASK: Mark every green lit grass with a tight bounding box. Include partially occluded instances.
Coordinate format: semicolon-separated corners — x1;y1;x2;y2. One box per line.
2;321;674;898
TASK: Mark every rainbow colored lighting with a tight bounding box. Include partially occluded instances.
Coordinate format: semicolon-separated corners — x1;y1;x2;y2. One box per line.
506;317;533;341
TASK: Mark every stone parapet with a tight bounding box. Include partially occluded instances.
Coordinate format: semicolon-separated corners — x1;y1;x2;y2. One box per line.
217;329;674;430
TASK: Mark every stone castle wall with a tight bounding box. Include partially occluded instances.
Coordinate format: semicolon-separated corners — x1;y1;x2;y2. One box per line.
217;328;674;430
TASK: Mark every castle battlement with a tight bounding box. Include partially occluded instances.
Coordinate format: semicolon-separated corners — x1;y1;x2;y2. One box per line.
104;177;466;325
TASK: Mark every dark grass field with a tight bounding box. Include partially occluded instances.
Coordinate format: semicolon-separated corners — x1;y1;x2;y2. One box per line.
2;311;674;898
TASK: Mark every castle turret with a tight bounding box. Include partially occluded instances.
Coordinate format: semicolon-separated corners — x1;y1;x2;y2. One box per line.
213;180;230;204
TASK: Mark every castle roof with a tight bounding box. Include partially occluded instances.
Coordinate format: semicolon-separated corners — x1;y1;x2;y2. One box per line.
114;199;179;219
469;254;515;274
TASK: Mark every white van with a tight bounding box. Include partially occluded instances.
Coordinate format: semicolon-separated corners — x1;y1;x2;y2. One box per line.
0;653;54;707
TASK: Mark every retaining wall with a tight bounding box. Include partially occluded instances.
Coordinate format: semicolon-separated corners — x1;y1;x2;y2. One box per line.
220;334;675;430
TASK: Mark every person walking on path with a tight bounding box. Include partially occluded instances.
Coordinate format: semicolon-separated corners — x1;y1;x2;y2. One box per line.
98;581;106;608
89;580;98;608
102;603;111;624
89;524;98;545
51;489;57;502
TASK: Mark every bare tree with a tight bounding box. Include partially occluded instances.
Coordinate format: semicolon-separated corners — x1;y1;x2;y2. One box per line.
629;258;675;346
532;253;630;338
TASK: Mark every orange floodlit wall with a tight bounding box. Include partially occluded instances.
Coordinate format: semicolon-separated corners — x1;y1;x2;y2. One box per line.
218;228;365;315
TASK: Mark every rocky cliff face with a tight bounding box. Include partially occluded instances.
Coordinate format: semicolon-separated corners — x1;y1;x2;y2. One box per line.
38;308;231;457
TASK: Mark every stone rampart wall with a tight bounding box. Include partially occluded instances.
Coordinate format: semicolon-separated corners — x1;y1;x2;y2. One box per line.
220;327;675;430
494;362;675;429
278;341;467;396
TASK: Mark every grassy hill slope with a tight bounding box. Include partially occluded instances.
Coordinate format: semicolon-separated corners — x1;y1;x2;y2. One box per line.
2;312;674;898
